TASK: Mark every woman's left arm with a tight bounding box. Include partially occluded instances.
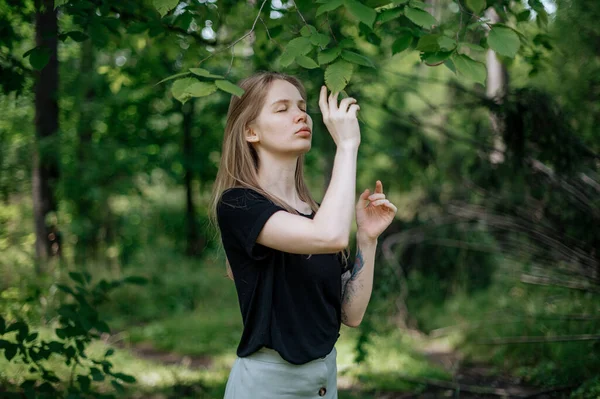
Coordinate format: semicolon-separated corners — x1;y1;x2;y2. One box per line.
341;180;397;327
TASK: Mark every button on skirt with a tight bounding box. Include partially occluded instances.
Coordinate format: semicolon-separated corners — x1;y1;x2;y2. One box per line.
223;346;337;399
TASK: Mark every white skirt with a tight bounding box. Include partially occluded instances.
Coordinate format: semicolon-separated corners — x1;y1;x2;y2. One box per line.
223;346;337;399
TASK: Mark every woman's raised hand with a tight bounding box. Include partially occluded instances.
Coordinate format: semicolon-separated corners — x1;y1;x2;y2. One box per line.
318;85;361;149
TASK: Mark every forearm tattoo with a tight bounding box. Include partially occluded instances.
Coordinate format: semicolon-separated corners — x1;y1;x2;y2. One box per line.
341;247;365;323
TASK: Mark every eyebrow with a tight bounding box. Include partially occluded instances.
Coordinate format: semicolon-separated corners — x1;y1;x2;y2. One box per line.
270;99;306;107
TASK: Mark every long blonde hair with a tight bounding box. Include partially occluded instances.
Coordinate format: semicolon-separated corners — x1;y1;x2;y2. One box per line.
208;71;349;274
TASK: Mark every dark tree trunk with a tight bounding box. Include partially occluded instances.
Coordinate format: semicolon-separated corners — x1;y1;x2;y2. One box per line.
182;100;203;256
32;0;60;271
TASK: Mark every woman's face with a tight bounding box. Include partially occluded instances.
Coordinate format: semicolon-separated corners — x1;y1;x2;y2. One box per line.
246;79;313;156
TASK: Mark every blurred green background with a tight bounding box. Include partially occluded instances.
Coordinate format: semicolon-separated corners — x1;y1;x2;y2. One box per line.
1;0;599;397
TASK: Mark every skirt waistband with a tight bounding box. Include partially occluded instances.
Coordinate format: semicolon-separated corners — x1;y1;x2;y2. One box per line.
247;346;336;365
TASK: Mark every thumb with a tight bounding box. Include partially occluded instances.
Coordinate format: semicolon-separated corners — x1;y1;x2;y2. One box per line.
357;188;370;206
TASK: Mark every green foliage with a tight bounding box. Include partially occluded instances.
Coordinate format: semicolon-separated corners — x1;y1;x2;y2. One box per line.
466;0;487;14
488;25;521;58
452;53;487;85
324;59;354;92
0;273;146;397
404;6;437;29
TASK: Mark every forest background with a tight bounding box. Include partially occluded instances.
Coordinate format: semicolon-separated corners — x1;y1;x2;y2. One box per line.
0;0;599;397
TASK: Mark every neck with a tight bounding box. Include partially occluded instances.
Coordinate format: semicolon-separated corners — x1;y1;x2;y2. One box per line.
257;151;302;207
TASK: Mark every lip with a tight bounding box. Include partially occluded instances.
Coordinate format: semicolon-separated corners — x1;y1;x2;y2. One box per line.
295;128;311;135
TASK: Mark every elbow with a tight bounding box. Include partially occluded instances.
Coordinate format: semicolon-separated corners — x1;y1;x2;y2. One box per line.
333;235;349;251
343;317;363;328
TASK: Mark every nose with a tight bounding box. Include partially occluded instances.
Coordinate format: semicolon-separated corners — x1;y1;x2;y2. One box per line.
294;108;307;123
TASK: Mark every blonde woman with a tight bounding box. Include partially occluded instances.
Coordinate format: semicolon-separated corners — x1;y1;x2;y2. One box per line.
209;71;397;399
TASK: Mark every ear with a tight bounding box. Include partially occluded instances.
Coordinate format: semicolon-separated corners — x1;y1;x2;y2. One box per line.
245;126;259;143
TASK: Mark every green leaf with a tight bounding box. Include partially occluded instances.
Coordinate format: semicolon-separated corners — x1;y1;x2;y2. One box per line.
0;316;5;335
317;47;342;65
189;68;224;79
4;344;17;361
340;50;375;68
343;0;377;29
105;348;115;357
111;380;125;393
375;7;403;25
113;373;136;383
409;0;427;9
437;35;456;51
310;33;330;47
488;25;520;58
78;375;91;392
300;25;317;37
153;0;179;17
54;0;69;8
459;42;486;52
325;60;354;92
91;368;105;382
404;6;437;28
295;55;319;69
338;37;356;49
465;0;486;14
416;34;441;52
392;31;413;54
27;47;50;70
421;51;453;64
171;78;193;103
215;80;245;97
452;54;487;85
25;333;38;343
285;37;313;57
316;0;344;16
516;9;531;22
280;51;297;68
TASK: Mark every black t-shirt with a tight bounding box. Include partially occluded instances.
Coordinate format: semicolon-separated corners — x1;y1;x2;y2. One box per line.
216;187;351;365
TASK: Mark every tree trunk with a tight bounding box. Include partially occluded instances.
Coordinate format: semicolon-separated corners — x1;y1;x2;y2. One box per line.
485;8;509;165
182;100;203;256
32;0;60;271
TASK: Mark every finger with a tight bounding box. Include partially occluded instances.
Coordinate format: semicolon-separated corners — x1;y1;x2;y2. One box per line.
348;103;360;118
328;91;340;114
338;97;357;113
319;86;329;118
371;199;389;207
375;180;383;194
383;200;397;213
359;188;370;200
368;193;386;201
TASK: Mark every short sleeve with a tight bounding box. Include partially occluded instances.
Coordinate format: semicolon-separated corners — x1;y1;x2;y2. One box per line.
217;188;286;260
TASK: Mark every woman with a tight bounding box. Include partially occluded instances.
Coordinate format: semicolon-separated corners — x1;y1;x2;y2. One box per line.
209;71;397;398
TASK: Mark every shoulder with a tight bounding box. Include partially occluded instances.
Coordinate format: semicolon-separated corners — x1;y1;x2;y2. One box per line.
219;187;270;206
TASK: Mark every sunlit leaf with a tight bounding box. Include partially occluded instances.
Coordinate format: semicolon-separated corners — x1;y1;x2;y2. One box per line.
153;0;179;17
316;0;344;16
215;80;245;97
404;6;437;28
376;7;403;25
488;25;521;58
189;68;224;79
318;46;342;65
295;55;319;69
341;50;375;68
392;31;413;54
325;60;354;92
466;0;486;14
452;54;487;85
344;0;377;29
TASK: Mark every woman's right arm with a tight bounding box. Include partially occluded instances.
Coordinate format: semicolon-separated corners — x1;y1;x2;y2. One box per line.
255;86;361;254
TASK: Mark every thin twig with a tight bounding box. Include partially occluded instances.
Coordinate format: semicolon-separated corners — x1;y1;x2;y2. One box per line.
198;0;269;66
